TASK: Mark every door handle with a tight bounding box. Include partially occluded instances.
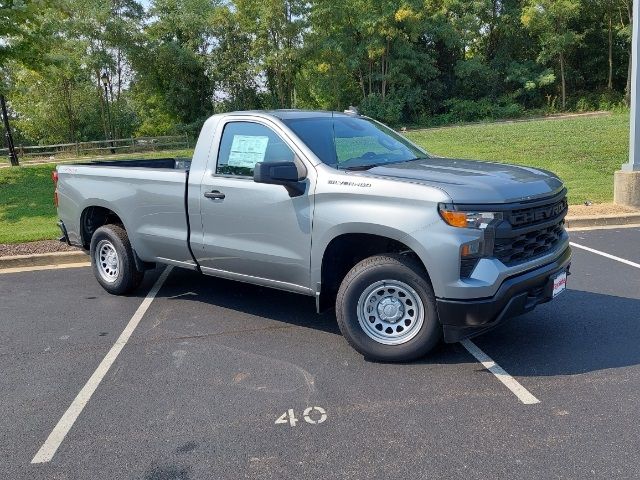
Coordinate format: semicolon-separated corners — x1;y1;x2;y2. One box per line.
204;190;225;200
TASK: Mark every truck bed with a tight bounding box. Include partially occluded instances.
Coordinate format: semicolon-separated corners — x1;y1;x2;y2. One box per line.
56;157;195;266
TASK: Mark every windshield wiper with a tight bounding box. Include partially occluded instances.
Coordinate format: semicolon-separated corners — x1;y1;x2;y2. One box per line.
342;157;429;171
343;164;379;171
392;157;429;164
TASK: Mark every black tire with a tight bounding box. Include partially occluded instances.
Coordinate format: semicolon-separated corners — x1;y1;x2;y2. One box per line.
336;254;441;362
89;224;144;295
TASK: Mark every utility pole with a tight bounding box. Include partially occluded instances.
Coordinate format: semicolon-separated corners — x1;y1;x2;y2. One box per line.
0;94;19;166
615;0;640;206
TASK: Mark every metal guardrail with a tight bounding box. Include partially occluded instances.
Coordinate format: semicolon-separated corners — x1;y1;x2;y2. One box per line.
0;134;190;163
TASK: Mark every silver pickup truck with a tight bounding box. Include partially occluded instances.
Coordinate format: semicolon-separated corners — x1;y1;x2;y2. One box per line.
55;110;571;361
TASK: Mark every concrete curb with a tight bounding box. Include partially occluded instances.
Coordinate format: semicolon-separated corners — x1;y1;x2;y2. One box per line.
0;250;88;269
565;213;640;229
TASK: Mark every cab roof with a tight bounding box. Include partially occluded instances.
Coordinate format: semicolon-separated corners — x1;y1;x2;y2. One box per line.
228;109;357;120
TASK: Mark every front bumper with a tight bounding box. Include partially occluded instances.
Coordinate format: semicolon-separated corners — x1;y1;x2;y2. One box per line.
437;246;571;343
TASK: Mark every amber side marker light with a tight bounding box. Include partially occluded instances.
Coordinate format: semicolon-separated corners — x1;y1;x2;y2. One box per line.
460;243;478;257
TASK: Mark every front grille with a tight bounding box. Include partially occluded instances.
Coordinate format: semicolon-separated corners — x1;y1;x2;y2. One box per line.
492;192;568;267
494;220;565;266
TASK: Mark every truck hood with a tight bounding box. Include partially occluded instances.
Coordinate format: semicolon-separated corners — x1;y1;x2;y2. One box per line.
355;157;564;204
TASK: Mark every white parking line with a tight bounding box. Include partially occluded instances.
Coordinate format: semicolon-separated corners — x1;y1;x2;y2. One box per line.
0;262;90;275
570;242;640;269
461;339;540;405
31;266;173;464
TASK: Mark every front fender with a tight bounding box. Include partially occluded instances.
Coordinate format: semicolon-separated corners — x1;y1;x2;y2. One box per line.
311;220;446;295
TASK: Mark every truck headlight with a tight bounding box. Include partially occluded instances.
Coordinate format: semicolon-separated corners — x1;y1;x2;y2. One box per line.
438;205;503;229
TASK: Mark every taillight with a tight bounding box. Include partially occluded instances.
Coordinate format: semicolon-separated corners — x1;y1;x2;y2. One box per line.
52;170;59;207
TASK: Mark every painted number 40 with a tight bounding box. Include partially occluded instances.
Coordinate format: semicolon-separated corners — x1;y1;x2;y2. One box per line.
275;407;327;427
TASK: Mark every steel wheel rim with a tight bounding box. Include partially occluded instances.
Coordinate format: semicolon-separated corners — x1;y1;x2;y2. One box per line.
95;240;119;283
356;280;424;345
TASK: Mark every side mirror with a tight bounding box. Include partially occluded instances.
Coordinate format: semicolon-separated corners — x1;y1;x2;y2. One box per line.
253;161;306;196
254;161;302;183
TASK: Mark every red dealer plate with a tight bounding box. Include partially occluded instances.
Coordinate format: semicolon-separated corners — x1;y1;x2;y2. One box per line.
552;270;567;298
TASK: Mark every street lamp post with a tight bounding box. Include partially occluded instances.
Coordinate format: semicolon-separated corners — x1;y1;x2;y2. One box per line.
100;71;116;154
0;94;19;166
615;0;640;206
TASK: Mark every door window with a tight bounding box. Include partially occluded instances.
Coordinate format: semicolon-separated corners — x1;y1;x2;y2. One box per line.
216;121;295;176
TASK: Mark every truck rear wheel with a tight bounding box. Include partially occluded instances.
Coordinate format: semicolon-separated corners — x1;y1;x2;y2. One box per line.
90;224;144;295
336;254;440;362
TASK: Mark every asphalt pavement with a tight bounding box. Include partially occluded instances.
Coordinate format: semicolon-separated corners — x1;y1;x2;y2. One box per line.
1;226;639;479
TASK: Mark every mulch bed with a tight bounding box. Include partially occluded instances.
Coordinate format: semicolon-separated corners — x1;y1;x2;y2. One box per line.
568;203;639;217
0;240;80;257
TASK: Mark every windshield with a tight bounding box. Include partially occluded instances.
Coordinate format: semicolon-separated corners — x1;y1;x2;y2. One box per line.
282;115;429;170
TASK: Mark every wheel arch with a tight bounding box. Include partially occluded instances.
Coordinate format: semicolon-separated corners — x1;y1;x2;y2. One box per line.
79;203;128;249
315;229;432;312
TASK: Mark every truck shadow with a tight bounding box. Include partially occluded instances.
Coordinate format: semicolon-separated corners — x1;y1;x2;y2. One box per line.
154;266;340;335
151;268;640;376
469;288;640;377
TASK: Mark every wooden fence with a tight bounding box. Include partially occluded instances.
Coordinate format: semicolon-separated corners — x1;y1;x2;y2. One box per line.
0;134;190;164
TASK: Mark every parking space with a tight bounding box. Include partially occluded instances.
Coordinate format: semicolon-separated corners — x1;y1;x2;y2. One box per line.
2;226;640;479
570;225;640;263
0;268;161;477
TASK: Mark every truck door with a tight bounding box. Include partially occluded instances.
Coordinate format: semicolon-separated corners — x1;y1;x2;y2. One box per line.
195;119;314;292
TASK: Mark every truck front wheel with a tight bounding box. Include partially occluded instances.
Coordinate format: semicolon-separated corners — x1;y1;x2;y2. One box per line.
90;224;144;295
336;254;441;362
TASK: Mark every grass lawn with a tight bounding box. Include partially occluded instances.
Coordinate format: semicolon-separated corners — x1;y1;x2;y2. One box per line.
0;149;193;244
0;114;630;244
406;112;629;205
0;164;62;244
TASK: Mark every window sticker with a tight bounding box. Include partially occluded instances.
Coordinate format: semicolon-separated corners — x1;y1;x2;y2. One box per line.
227;135;269;168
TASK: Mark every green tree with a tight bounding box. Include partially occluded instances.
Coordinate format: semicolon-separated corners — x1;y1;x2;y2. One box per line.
11;56;105;143
128;0;215;135
208;5;262;111
522;0;583;109
0;0;55;82
1;0;637;142
64;0;145;139
231;0;307;109
301;0;441;122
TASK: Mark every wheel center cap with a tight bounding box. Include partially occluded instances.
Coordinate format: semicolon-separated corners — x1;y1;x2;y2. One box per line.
377;297;404;323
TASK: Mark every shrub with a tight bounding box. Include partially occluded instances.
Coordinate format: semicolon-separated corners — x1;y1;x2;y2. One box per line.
575;97;593;112
413;97;525;127
359;93;404;125
598;91;625;111
568;90;626;113
441;97;524;123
